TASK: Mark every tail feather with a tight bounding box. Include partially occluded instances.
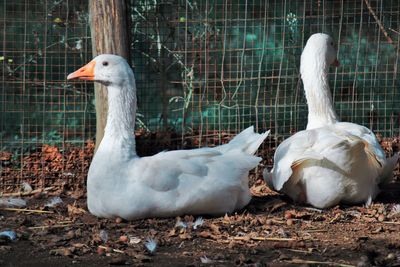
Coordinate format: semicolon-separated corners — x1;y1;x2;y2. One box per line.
379;152;399;186
216;126;270;155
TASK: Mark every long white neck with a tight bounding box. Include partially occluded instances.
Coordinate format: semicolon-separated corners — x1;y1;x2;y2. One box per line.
301;57;339;130
97;75;137;160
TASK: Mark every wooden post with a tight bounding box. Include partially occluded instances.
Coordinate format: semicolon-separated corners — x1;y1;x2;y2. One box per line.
89;0;130;150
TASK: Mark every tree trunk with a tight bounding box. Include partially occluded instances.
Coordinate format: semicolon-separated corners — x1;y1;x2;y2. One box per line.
89;0;130;150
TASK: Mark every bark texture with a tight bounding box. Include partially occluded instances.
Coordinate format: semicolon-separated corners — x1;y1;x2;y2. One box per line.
89;0;130;149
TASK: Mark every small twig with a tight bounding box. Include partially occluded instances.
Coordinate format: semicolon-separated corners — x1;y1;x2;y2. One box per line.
12;37;91;73
28;222;86;230
364;0;393;44
0;208;53;214
301;229;328;233
233;236;295;242
252;236;295;241
304;207;324;213
0;187;54;197
98;245;124;254
382;221;400;225
329;212;341;223
134;30;190;72
284;259;355;267
270;219;287;224
286;248;313;254
389;28;400;35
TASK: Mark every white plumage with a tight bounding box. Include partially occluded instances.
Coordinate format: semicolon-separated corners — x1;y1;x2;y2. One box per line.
264;33;398;208
67;54;269;220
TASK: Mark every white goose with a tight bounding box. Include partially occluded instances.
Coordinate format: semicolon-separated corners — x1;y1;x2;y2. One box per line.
67;54;269;220
264;33;398;209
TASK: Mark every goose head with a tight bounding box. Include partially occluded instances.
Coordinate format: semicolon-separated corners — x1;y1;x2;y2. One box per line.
300;33;339;77
67;54;133;88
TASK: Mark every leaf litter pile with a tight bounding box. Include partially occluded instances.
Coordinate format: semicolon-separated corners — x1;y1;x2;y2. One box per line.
0;133;400;266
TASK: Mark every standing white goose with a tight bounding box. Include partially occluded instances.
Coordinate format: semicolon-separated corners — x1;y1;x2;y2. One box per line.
67;54;269;220
264;33;398;209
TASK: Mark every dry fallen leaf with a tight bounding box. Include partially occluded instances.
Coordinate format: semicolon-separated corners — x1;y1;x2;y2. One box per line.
67;204;86;216
179;232;192;240
168;228;177;237
0;152;12;161
209;223;220;235
198;231;214;239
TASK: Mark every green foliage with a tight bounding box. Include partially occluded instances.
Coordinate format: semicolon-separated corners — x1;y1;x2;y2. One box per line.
2;0;399;151
131;0;399;137
1;0;94;147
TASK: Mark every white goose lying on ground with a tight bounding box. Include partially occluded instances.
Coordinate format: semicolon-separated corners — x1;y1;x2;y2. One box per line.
67;54;269;220
264;33;398;209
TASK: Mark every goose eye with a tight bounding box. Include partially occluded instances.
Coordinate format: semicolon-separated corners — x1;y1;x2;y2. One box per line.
330;42;334;46
102;61;109;66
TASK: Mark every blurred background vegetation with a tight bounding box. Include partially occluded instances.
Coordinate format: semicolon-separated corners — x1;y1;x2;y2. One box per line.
0;0;93;153
1;0;399;154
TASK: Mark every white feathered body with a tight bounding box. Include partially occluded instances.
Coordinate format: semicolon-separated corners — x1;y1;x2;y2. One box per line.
264;34;398;208
265;122;398;208
88;127;268;220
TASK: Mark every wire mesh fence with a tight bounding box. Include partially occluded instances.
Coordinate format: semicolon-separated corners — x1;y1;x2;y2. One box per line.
132;0;400;140
0;0;94;191
1;0;399;191
1;0;94;145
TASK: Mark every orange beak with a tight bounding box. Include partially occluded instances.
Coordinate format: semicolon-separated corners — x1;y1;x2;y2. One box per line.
67;60;96;80
331;58;340;67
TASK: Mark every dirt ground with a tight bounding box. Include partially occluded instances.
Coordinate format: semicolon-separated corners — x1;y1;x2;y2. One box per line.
1;134;400;266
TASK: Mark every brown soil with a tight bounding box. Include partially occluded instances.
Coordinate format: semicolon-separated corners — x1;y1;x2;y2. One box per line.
1;185;400;267
1;134;400;266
